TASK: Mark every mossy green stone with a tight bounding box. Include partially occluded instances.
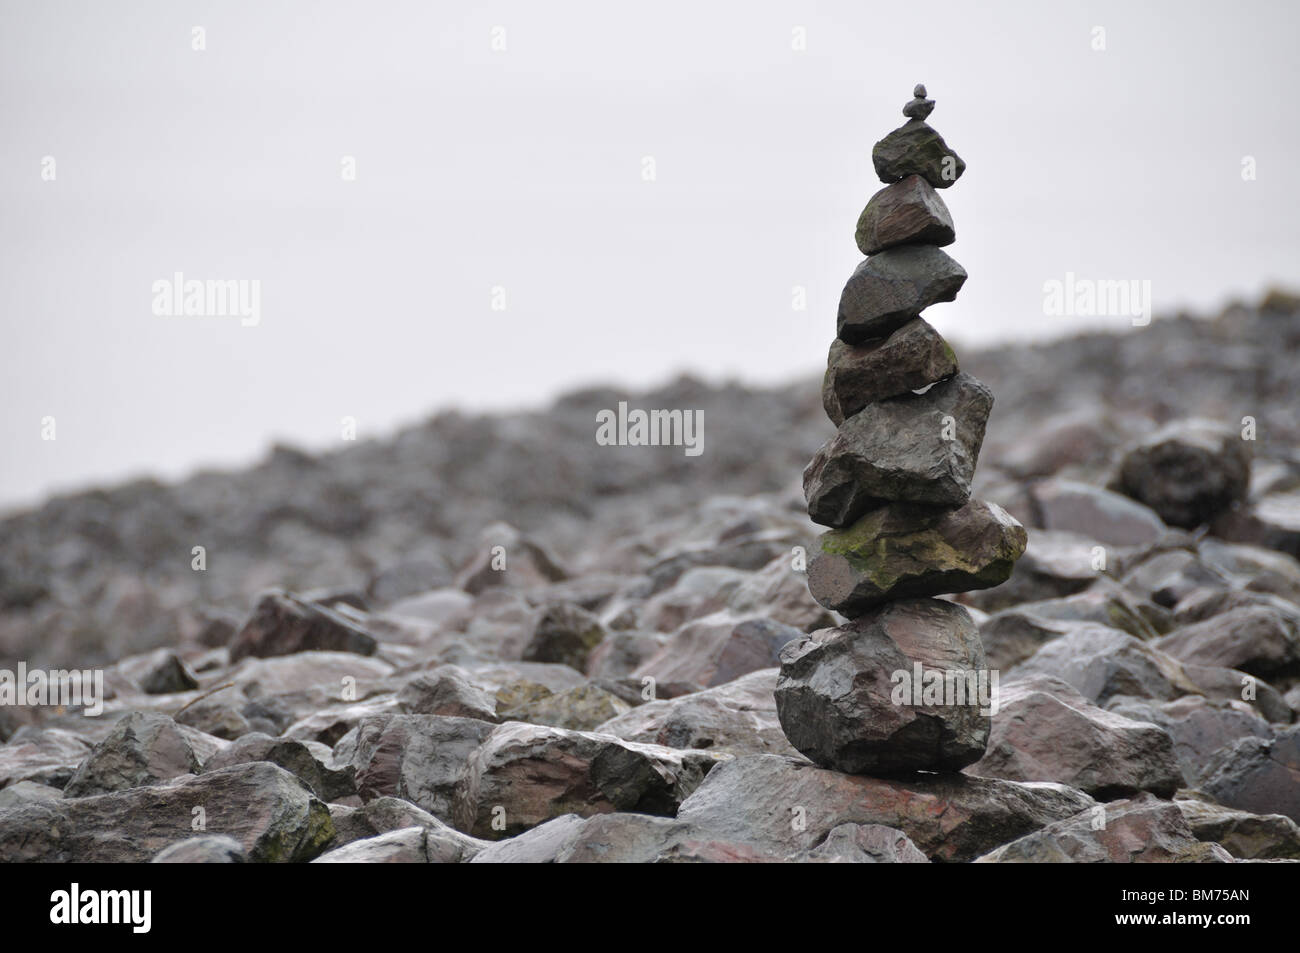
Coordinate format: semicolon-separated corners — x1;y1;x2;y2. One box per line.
808;499;1027;616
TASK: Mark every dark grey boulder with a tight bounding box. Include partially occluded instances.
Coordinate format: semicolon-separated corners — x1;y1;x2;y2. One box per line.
397;665;501;722
872;119;966;189
1199;726;1300;823
1107;695;1273;788
228;589;378;661
1112;419;1251;528
522;602;608;673
854;175;955;256
139;651;200;695
452;721;725;838
346;714;496;823
821;318;958;426
203;731;356;802
804;372;992;527
775;598;991;775
0;761;334;862
837;245;967;344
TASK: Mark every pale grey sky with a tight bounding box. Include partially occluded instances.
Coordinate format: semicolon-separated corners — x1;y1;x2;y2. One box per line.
2;0;1297;509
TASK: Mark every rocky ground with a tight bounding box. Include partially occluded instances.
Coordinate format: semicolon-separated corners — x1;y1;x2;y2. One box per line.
1;289;1299;863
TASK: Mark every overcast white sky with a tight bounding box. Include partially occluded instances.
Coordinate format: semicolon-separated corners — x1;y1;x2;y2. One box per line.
2;0;1297;510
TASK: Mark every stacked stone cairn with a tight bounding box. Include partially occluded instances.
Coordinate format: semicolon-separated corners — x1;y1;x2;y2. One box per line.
775;86;1028;776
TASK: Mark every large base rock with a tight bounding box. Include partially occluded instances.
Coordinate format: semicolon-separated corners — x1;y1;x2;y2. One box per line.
807;498;1026;615
775;599;992;774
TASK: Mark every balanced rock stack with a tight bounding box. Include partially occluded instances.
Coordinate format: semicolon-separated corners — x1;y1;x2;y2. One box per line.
775;87;1028;776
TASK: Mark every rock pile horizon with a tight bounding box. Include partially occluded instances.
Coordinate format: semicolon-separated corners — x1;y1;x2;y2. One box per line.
776;86;1029;776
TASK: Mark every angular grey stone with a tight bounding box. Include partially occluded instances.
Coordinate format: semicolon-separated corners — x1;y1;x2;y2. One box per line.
808;498;1026;615
804;372;992;527
0;779;62;811
467;814;596;863
1199;727;1300;823
500;682;631;731
138;651;200;695
522;602;608;673
1010;622;1290;721
346;714;496;823
473;808;928;863
175;696;252;740
397;665;501;722
595;668;800;758
632;613;805;690
1175;796;1300;860
902;96;934;121
452;721;726;838
674;754;1094;863
63;711;200;798
966;675;1185;798
837;245;967;344
203;731;356;801
1153;606;1300;677
228;589;378;662
1107;695;1273;787
855;175;955;256
1029;479;1168;547
0;761;334;862
328;796;435;847
453;522;567;595
775;599;991;774
974;796;1233;863
821;319;958;426
873;119;966;189
0;728;92;790
314;820;483;863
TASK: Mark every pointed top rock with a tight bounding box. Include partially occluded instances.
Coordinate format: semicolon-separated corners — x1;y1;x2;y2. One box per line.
903;84;934;121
